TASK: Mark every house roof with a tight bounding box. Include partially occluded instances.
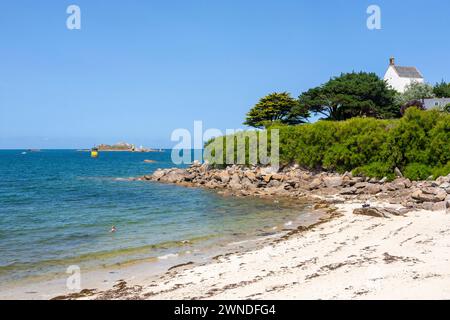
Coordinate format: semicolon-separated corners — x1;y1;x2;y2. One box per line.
393;66;423;79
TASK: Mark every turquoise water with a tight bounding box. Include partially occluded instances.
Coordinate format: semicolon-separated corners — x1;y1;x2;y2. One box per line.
0;150;308;286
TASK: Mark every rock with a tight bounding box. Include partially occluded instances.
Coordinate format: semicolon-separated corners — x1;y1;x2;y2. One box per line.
200;161;212;172
353;207;389;218
219;171;230;184
379;177;388;184
143;159;156;163
394;167;403;178
241;177;256;190
271;174;285;181
432;201;449;212
229;174;242;190
191;160;201;167
152;169;166;180
439;182;450;194
267;179;282;188
162;169;187;183
324;176;343;188
354;182;367;189
340;187;357;195
183;173;197;182
364;184;382;195
387;178;411;191
308;178;322;190
260;166;279;175
411;188;447;203
436;175;450;185
244;171;257;182
343;171;352;178
262;174;272;183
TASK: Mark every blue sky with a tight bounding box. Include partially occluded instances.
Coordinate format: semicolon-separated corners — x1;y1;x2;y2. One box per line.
0;0;449;149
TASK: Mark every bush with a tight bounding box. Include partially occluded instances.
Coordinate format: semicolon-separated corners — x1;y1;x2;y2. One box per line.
432;162;450;179
205;108;450;180
444;103;450;113
352;162;395;180
403;163;433;181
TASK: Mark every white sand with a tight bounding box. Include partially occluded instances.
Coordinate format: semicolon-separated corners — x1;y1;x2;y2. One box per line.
125;202;450;300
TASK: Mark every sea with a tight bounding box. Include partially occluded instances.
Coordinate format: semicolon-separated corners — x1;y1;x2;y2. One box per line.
0;149;315;291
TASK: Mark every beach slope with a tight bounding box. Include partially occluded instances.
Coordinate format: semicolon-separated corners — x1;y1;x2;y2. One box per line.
82;202;450;300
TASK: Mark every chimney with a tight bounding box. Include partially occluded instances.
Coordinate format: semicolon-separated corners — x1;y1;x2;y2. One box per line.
389;57;395;66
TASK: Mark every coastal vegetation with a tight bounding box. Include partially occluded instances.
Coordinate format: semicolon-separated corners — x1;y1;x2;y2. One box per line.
206;107;450;181
244;73;450;129
433;80;450;98
296;72;399;121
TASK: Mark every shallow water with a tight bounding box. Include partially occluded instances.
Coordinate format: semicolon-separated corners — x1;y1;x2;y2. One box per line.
0;150;311;288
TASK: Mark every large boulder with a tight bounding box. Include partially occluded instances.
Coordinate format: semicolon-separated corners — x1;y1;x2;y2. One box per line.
260;166;279;175
436;175;450;185
244;171;257;182
219;171;231;184
324;176;343;188
411;187;447;203
241;177;256;190
152;169;167;180
394;167;403;178
364;184;382;195
308;178;322;190
229;173;242;190
161;169;188;183
199;160;212;173
438;182;450;194
353;207;389;218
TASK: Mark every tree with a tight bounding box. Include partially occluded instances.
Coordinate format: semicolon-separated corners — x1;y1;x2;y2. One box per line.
444;103;450;113
243;92;309;128
396;82;435;105
296;72;399;121
433;80;450;98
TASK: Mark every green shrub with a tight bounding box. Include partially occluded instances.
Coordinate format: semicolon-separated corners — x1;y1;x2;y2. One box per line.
352;162;395;180
403;163;433;181
432;162;450;179
205;108;450;180
444;103;450;113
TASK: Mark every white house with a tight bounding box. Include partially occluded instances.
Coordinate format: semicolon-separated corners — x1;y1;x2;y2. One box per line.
423;98;450;110
383;57;424;93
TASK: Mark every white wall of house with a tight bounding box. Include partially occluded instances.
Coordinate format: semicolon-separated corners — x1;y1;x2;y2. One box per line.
383;66;424;93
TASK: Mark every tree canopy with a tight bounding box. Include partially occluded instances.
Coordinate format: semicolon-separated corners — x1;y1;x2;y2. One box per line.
433;80;450;98
243;92;309;128
296;72;398;121
396;82;435;106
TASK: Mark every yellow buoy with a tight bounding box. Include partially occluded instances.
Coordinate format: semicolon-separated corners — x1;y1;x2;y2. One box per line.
91;148;99;158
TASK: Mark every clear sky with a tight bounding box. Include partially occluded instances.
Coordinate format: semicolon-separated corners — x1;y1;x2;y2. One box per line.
1;0;449;149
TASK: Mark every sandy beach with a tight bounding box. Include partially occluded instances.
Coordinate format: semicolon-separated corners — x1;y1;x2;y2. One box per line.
51;199;450;300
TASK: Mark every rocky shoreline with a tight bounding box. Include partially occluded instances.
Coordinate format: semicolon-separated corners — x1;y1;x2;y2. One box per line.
138;162;450;213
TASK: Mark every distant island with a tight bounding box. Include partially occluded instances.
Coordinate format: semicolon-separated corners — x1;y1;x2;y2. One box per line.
93;142;162;152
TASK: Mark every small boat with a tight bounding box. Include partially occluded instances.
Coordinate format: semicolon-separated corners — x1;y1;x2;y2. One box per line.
91;147;99;158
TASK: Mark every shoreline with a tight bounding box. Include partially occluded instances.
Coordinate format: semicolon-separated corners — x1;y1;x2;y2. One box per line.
0;196;326;300
53;201;450;299
3;163;450;300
